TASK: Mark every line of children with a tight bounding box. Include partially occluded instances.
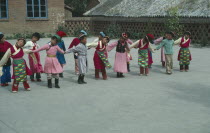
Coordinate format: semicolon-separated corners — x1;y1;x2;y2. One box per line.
130;34;155;76
24;32;43;82
0;30;193;93
66;34;88;84
0;38;32;92
69;30;87;75
0;32;12;87
31;35;65;88
56;31;67;77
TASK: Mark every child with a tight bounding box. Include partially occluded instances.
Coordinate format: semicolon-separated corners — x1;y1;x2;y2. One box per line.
31;35;65;88
107;33;130;78
66;34;88;84
0;32;12;87
87;35;111;80
0;38;32;93
125;32;133;72
154;32;169;67
130;34;155;76
24;32;43;82
155;32;175;75
174;31;192;72
56;31;67;77
68;30;87;75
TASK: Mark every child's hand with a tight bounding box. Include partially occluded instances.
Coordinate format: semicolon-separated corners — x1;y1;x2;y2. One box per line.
29;51;33;54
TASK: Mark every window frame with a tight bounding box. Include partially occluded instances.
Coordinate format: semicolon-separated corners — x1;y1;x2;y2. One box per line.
26;0;48;19
0;0;9;19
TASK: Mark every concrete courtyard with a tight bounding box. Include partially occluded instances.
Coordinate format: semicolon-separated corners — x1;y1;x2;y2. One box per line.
0;37;209;133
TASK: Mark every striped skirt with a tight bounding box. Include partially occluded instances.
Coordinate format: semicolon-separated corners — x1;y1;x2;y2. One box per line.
138;50;149;68
178;48;192;65
13;59;27;82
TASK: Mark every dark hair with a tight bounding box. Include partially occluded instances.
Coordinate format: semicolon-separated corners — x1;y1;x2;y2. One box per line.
32;32;41;40
125;32;131;38
79;35;87;41
0;34;4;40
104;36;110;43
143;36;149;43
168;31;175;38
17;37;26;45
147;36;154;42
51;36;59;43
184;31;191;36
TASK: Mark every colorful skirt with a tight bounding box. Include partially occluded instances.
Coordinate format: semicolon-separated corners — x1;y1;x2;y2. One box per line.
138;50;149;68
97;51;111;69
13;59;27;82
148;50;153;65
178;48;192;65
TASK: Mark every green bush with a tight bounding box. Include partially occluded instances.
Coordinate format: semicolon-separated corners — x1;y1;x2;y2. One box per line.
105;24;122;39
56;25;69;35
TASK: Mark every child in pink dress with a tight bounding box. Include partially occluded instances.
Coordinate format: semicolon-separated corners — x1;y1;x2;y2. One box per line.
31;35;65;88
107;33;130;78
154;32;169;67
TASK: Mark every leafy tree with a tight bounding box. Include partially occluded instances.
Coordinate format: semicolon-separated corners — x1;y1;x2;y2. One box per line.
65;0;90;17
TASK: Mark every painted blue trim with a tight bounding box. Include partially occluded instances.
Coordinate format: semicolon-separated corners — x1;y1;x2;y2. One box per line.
26;0;48;18
0;0;9;19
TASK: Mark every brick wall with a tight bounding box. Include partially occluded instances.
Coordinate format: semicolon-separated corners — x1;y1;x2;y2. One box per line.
0;0;65;35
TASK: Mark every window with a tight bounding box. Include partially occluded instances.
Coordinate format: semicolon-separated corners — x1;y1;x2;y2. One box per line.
26;0;47;18
0;0;8;19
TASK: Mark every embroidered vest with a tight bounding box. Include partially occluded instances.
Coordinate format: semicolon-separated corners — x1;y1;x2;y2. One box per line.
116;41;127;53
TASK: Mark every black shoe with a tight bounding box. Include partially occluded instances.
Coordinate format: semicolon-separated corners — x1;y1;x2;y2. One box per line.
78;75;83;84
55;79;60;88
120;73;125;78
127;64;130;72
117;72;121;78
81;75;87;84
59;73;63;78
48;79;52;88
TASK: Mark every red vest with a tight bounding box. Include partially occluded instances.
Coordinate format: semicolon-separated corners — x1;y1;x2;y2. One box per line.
96;41;106;52
138;39;149;50
180;37;191;48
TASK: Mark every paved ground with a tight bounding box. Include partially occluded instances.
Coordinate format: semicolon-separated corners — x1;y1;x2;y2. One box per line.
0;37;210;133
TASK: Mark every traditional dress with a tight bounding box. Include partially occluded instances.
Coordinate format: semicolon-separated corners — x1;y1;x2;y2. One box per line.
107;41;129;76
0;41;12;86
24;41;43;81
66;43;88;74
175;37;192;71
126;39;133;72
66;43;88;84
56;40;66;66
154;37;166;67
87;40;111;80
130;39;154;75
0;45;32;92
148;50;153;67
32;43;64;79
69;38;80;74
